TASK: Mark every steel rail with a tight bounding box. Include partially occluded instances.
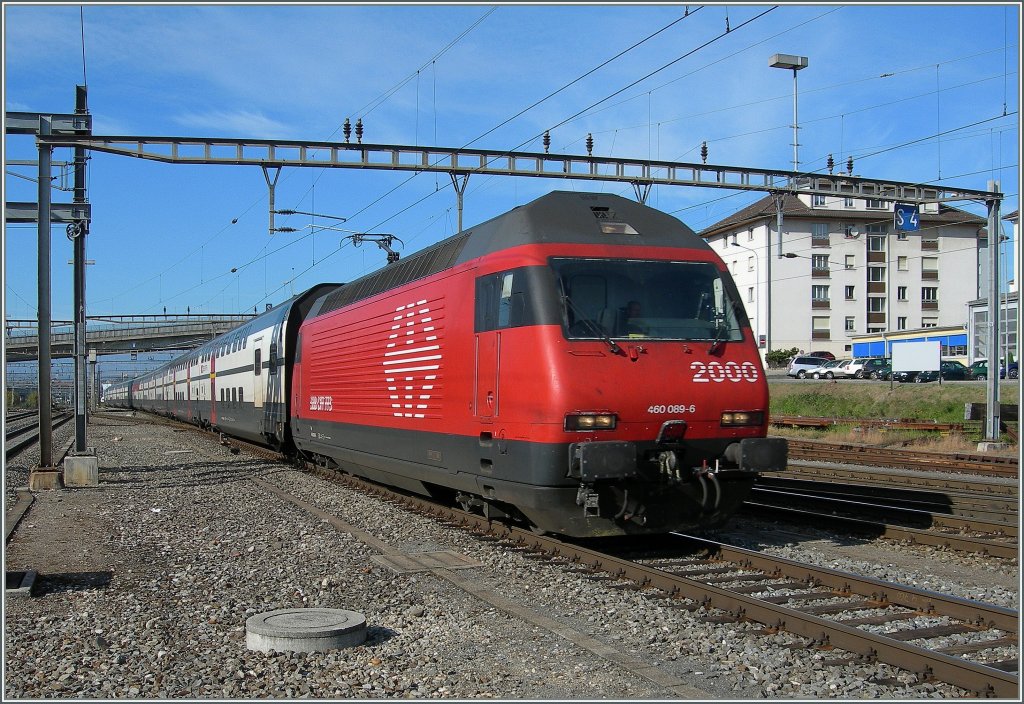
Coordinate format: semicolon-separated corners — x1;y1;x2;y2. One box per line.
786;439;1018;477
776;464;1019;499
742;501;1018;559
4;413;74;462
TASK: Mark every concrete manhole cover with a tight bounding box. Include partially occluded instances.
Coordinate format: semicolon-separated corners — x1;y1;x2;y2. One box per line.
245;608;367;653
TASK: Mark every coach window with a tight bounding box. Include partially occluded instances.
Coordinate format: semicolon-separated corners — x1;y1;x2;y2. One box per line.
254;348;262;376
269;342;278;375
231;388;237;405
238;388;244;404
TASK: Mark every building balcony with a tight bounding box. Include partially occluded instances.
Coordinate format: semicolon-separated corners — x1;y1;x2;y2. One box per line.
811;268;830;278
811;330;831;340
922;270;939;280
811;299;831;309
867;251;886;263
867;282;886;294
867;312;887;324
921;240;939;251
922;300;938;310
811;236;831;248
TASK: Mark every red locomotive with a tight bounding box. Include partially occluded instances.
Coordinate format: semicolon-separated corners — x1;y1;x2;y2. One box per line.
291;191;786;536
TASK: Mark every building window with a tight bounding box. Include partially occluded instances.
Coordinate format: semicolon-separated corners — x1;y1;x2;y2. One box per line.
866;198;887;209
844;197;855;208
811;223;830;246
897;286;907;301
845;316;855;331
922;287;938;302
812;254;829;270
812;316;830;331
747;227;754;241
730;260;737;274
811;285;830;301
922;257;938;276
868;235;885;252
922;317;938;328
897;256;908;271
845;254;855;270
867;266;885;282
866;223;888;235
867;297;886;312
897;230;908;241
747;287;754;303
747;256;755;271
897;317;907;330
812;194;826;206
845;285;855;300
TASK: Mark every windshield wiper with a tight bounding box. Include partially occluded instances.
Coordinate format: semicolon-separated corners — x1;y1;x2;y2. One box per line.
708;319;730;354
562;294;622;355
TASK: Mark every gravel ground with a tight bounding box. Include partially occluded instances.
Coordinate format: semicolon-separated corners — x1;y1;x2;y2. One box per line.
4;410;1019;699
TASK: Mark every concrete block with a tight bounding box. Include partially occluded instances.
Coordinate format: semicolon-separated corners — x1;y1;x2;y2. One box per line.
63;454;99;487
28;470;63;491
976;441;1009;452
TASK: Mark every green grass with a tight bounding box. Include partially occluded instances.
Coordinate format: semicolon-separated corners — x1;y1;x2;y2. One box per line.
769;381;1019;423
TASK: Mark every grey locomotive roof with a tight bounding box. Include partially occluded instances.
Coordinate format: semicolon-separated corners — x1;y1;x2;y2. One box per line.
454;191;707;263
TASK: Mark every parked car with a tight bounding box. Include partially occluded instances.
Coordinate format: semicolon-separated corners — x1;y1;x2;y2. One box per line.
807;350;836;361
966;359;1019;380
807;359;851;379
899;360;971;383
892;369;920;383
869;363;893;381
857;357;890;379
846;358;872;379
788;355;829;379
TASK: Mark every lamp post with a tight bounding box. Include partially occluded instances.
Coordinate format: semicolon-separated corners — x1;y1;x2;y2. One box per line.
769;54;809;172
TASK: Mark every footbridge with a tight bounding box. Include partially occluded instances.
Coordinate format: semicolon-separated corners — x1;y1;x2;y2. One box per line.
4;314;257;363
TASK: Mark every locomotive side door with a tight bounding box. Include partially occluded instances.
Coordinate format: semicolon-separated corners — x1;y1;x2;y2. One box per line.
474;271;515;422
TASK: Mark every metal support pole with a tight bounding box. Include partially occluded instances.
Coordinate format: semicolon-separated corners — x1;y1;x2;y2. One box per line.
37;116;53;468
984;180;1001;442
72;85;89;453
450;173;469;232
88;351;97;413
791;67;800;172
766;192;786;357
263;166;281;235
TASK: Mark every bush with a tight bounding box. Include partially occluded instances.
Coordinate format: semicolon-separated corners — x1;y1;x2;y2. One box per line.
765;347;799;368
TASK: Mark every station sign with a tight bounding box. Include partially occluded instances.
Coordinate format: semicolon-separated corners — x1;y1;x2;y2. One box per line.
893;203;920;232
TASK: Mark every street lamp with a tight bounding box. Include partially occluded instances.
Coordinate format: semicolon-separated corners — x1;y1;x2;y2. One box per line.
769;54;809;172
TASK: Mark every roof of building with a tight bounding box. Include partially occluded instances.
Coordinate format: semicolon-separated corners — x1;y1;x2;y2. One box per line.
1003;209;1018;221
699;193;986;238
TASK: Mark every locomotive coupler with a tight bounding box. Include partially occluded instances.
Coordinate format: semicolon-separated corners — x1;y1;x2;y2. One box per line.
575;484;601;517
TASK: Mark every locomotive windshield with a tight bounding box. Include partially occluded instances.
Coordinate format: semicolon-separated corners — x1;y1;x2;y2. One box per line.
552;258;748;342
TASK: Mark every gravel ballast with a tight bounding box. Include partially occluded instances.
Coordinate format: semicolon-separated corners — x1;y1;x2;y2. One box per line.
4;411;1018;699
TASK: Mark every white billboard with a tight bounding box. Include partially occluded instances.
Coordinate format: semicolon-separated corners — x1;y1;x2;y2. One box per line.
891;340;941;373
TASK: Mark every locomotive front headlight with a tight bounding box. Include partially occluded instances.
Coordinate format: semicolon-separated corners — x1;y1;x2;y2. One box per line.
565;413;617;431
720;411;764;427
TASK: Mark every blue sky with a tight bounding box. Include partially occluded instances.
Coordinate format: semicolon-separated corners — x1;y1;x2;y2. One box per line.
4;2;1020;324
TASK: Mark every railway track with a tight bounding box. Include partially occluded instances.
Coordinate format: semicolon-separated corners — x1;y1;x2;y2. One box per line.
4;413;74;462
312;472;1019;698
786;439;1018;477
92;411;1019;696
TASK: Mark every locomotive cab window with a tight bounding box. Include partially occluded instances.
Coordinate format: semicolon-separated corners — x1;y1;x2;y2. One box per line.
475;267;556;332
552;257;748;342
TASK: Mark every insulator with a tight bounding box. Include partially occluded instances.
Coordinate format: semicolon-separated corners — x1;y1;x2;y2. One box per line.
701;141;708;164
827;153;834;174
846;155;854;175
355;118;363;143
543;130;550;154
343;118;351;143
586;133;593;156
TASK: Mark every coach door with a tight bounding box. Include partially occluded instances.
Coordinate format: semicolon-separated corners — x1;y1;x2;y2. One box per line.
253;337;264;408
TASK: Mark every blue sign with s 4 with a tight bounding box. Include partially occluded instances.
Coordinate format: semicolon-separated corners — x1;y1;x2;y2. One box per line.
894;203;920;232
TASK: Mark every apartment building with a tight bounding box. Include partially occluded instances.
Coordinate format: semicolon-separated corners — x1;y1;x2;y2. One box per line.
700;192;988;358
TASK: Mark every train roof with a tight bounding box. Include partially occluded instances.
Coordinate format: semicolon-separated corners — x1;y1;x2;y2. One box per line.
311;191;709;318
